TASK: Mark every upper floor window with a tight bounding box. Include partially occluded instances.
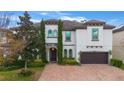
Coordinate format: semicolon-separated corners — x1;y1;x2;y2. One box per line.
65;31;71;41
48;29;52;37
53;29;57;37
92;28;99;41
48;29;57;37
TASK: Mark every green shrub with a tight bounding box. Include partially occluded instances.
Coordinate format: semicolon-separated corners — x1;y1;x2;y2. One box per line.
0;66;22;71
0;55;23;71
0;56;4;65
110;59;122;67
120;64;124;70
0;58;45;71
3;57;15;67
12;59;25;68
1;55;25;68
28;59;45;67
62;58;79;65
18;69;33;77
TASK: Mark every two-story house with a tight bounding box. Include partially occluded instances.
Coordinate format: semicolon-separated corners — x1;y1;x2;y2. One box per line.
43;19;115;64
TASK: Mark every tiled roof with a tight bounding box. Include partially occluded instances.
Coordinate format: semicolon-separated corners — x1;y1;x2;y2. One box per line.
113;26;124;33
84;20;105;25
103;24;115;29
17;19;115;31
62;20;86;31
45;19;58;25
35;20;86;31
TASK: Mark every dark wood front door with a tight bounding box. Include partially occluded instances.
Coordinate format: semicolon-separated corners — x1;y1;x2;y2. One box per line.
50;48;57;62
80;52;108;64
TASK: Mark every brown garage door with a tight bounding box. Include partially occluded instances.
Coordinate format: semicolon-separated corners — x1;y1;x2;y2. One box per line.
80;52;108;64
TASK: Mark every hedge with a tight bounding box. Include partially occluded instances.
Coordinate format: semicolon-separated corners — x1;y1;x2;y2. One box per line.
110;59;122;68
27;59;45;67
61;58;80;65
120;64;124;70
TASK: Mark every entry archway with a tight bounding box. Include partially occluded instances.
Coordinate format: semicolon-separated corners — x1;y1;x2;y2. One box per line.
49;47;57;62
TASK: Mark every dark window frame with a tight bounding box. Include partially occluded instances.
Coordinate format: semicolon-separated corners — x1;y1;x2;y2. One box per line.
48;29;52;37
69;49;73;58
64;49;67;58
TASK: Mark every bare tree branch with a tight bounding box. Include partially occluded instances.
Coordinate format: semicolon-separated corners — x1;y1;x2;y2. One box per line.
0;12;12;29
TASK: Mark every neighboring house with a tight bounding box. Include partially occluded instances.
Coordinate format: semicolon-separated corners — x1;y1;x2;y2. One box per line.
0;28;12;57
42;19;115;64
0;28;7;56
113;26;124;62
0;28;7;45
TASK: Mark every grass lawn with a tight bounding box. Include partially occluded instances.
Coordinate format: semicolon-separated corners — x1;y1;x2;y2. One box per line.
0;67;44;81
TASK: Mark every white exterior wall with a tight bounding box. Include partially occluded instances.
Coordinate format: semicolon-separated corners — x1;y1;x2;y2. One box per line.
63;31;76;58
75;26;112;62
103;29;112;52
87;26;103;46
62;31;76;45
45;25;76;61
45;25;58;44
45;24;113;62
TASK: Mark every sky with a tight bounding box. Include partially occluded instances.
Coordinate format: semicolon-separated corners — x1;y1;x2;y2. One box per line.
3;11;124;28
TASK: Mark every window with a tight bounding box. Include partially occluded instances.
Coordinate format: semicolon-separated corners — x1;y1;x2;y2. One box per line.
69;49;73;58
48;29;52;37
65;31;71;41
53;29;57;37
48;29;57;37
92;28;99;41
64;49;67;58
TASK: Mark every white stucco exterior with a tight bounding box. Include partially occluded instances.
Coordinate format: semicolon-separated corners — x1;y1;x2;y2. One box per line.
75;27;112;62
45;21;114;63
45;24;76;61
62;31;76;45
45;25;58;44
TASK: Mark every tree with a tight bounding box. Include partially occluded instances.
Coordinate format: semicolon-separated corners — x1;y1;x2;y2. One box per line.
17;11;36;70
17;11;34;42
0;12;12;28
57;20;63;64
0;12;12;67
39;19;47;63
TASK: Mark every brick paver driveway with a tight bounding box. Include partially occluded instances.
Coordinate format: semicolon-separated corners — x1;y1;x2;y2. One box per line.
39;64;124;80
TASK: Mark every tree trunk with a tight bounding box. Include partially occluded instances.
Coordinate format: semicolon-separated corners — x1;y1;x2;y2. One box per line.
24;61;27;70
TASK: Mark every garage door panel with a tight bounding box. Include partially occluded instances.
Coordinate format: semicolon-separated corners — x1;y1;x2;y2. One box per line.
80;52;108;64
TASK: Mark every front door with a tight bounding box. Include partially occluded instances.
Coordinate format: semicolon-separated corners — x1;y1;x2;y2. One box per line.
50;48;57;62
